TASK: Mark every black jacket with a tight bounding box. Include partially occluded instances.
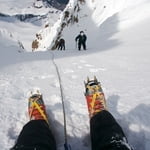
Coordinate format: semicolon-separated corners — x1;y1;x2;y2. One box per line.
75;34;87;43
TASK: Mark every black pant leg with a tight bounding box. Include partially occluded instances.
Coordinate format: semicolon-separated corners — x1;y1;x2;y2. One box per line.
12;120;56;150
82;42;86;50
63;44;65;50
78;43;81;50
60;46;62;50
90;110;132;150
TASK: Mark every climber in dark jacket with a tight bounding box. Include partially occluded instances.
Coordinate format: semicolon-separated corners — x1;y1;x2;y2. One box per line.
57;38;65;50
11;92;133;150
75;31;87;50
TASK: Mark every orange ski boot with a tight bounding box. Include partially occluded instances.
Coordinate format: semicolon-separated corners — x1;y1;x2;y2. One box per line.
28;92;49;124
84;76;107;118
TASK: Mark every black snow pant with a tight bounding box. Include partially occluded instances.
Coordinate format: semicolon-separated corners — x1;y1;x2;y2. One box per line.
58;44;65;50
11;120;56;150
90;110;132;150
11;111;132;150
78;42;86;50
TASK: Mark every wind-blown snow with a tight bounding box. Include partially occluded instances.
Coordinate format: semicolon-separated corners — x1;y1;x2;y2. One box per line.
0;0;150;150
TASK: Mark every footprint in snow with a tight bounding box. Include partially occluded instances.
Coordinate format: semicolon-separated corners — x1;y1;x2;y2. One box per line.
40;75;55;79
77;66;83;69
0;79;10;86
8;127;18;140
72;62;77;65
71;75;78;79
63;69;74;74
89;68;106;72
50;80;60;88
80;60;86;63
84;64;94;67
50;95;61;104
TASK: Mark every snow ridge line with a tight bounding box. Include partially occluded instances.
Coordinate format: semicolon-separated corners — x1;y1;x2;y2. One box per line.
50;52;70;149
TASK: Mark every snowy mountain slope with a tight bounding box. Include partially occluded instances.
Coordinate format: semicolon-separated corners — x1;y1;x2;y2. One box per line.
0;0;61;51
0;0;150;150
38;0;150;51
0;0;52;15
59;0;150;50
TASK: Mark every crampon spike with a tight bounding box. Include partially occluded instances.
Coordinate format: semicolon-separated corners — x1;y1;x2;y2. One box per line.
94;76;98;83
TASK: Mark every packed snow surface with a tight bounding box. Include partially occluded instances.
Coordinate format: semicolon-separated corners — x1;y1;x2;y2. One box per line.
0;0;150;150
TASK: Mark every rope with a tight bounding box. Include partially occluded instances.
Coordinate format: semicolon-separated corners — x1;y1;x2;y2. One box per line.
50;52;71;150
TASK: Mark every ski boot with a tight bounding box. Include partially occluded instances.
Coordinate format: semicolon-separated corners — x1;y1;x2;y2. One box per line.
28;91;49;124
84;76;107;118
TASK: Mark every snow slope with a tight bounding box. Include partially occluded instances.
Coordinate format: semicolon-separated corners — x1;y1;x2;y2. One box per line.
0;0;61;51
0;0;150;150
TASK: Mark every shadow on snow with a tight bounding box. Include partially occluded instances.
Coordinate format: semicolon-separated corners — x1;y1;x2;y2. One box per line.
108;95;150;150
